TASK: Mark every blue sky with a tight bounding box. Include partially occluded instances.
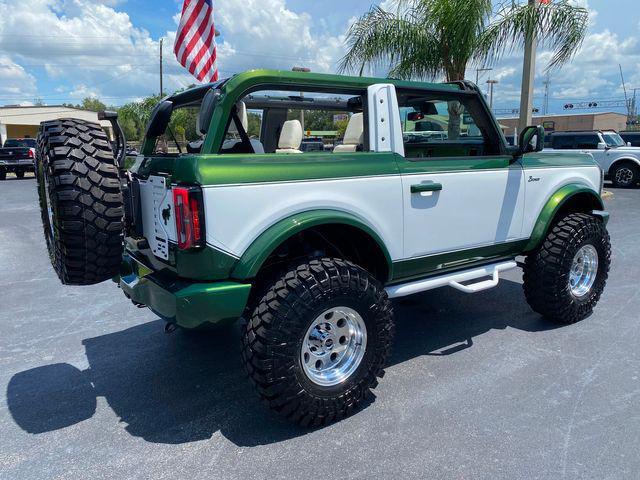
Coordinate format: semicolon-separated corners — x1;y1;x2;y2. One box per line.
0;0;639;116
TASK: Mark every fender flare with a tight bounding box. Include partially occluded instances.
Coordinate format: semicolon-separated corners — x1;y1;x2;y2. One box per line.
231;209;393;280
524;183;604;252
609;156;640;171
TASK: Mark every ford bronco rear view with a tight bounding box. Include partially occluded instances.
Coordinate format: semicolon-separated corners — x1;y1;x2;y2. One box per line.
35;70;611;426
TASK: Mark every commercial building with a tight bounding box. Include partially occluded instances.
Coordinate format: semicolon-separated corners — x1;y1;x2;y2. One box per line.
497;111;629;135
0;106;113;145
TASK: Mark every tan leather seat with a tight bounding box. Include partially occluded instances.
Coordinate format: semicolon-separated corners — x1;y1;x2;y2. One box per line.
334;113;364;153
276;120;303;154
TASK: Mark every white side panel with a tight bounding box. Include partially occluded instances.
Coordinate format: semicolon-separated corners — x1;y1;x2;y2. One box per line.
402;168;526;258
367;84;405;156
521;165;602;237
202;176;404;260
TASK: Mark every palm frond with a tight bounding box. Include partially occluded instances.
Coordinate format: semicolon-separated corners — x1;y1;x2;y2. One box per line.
338;4;441;79
477;0;588;70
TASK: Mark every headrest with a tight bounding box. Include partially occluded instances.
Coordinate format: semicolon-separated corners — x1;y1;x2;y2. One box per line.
228;101;248;134
278;120;303;150
343;113;364;146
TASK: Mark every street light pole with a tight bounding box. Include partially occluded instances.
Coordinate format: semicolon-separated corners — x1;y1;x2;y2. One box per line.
292;66;311;133
486;79;499;109
518;0;537;133
159;38;164;97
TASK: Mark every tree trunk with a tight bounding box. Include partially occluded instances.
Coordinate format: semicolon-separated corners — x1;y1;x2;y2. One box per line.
447;101;463;140
445;67;466;140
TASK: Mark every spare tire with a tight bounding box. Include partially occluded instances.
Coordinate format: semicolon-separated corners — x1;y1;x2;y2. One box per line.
36;118;124;285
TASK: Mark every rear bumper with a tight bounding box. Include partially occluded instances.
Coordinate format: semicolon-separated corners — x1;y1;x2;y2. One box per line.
0;159;34;170
119;254;251;329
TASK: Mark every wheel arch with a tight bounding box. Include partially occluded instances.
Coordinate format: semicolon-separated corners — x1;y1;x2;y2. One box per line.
524;183;605;252
610;157;640;171
231;209;393;282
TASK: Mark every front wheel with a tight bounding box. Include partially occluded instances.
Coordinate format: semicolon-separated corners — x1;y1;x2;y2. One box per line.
610;162;639;188
523;213;611;324
241;258;394;426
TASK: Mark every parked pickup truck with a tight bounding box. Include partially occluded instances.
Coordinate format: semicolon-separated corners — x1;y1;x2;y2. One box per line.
545;130;640;187
35;70;611;426
0;138;36;180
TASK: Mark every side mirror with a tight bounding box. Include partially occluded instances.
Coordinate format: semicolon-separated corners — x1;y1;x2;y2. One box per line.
627;142;632;147
517;125;545;155
597;142;607;150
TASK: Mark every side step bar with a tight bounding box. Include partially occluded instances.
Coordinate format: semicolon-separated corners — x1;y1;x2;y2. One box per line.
385;261;518;299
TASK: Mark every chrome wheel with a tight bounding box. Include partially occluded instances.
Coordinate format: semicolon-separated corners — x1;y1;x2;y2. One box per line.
615;167;634;185
569;244;599;297
301;307;367;387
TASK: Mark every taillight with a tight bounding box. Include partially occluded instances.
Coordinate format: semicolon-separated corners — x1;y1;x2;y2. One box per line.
173;186;205;250
28;149;35;159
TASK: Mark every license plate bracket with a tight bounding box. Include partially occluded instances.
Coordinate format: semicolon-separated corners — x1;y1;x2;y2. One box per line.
138;175;176;260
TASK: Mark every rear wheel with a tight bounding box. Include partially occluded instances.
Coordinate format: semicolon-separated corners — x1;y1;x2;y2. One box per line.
523;213;611;324
15;170;25;179
36;118;124;285
0;169;6;180
241;258;394;426
610;162;639;188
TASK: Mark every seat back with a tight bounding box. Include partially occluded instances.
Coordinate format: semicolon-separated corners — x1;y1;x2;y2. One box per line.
334;113;364;153
228;101;248;134
276;120;303;154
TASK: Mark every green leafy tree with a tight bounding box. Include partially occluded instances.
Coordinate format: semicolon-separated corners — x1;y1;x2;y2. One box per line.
247;112;262;138
80;97;107;112
335;118;349;139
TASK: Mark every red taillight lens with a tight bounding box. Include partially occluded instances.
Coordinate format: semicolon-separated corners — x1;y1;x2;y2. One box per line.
173;186;205;250
28;149;35;159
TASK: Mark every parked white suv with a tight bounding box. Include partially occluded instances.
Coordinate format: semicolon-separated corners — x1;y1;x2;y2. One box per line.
545;130;640;187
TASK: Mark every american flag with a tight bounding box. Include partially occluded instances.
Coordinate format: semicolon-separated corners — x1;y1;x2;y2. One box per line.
174;0;218;83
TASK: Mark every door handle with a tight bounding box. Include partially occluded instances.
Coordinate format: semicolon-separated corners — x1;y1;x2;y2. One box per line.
411;182;442;194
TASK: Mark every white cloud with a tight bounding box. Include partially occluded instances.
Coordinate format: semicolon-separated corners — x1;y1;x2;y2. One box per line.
0;55;37;103
0;0;349;105
214;0;345;74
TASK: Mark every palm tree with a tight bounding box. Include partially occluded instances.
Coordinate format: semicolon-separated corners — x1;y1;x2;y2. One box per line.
339;0;588;135
340;0;588;81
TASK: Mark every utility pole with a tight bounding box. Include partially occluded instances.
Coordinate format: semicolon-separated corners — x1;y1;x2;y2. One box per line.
486;79;498;109
292;66;311;133
160;38;164;97
475;67;493;87
543;74;551;115
518;0;537;133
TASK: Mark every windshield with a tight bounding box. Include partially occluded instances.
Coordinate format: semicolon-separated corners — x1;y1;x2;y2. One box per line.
4;139;36;148
603;133;625;147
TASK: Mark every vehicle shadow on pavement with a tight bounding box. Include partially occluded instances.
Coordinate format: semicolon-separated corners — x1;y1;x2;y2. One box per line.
7;279;562;447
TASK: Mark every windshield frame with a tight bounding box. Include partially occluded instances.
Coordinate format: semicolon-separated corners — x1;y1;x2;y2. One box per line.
602;132;625;148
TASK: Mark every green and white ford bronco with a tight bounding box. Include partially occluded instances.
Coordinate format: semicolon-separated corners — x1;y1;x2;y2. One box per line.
35;70;611;426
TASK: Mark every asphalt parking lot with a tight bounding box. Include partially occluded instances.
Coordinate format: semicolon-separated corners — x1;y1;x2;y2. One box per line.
1;177;639;480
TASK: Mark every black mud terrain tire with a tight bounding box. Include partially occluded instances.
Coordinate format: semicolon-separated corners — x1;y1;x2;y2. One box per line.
36;118;124;285
610;161;639;188
523;213;611;324
241;258;394;426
